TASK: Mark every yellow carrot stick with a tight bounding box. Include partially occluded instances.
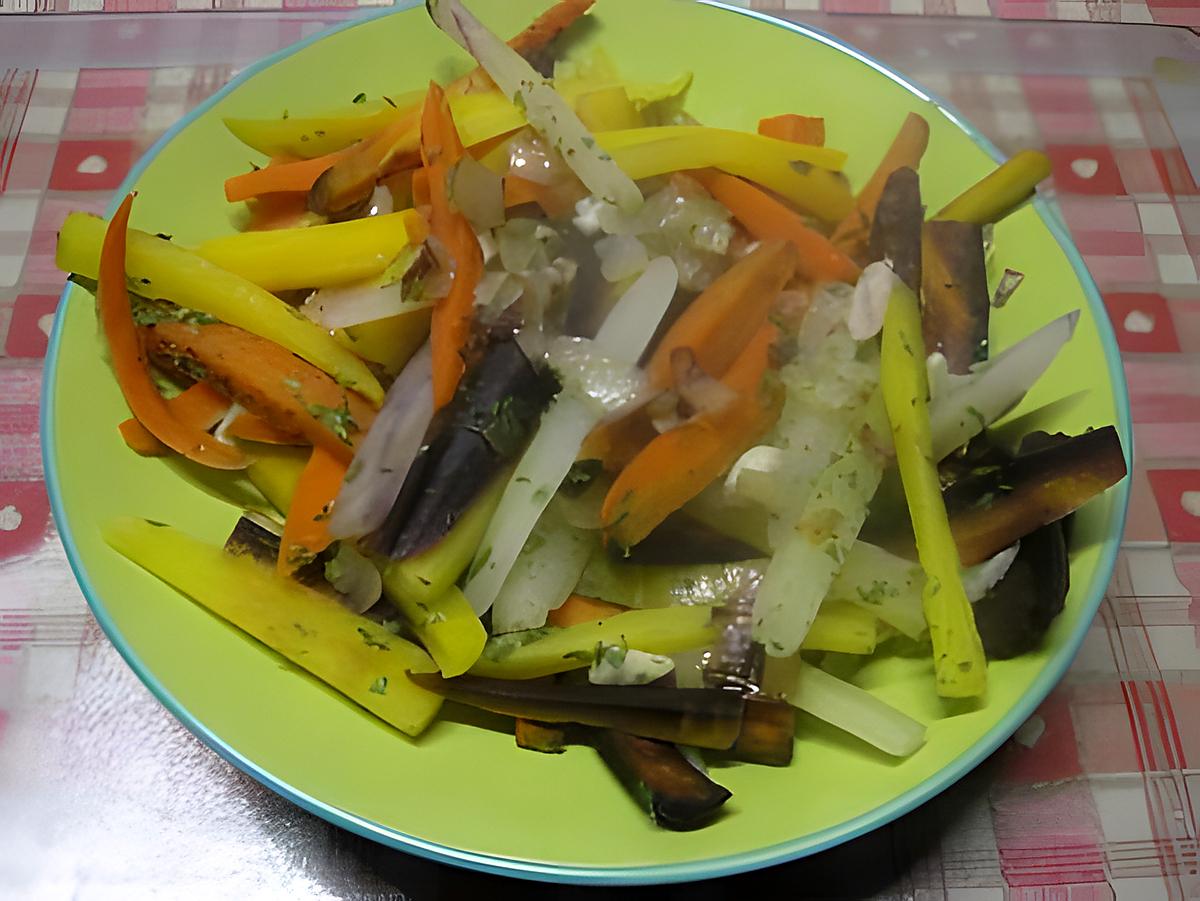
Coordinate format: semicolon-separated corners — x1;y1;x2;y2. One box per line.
880;282;986;698
934;149;1052;225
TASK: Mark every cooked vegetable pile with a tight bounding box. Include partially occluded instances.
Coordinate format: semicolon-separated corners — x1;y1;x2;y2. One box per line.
61;0;1128;830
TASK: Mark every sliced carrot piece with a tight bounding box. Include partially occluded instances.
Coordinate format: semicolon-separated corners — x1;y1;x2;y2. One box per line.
758;114;825;147
411;167;431;208
602;325;783;548
421;81;484;411
692;170;859;285
277;444;347;576
643;239;796;390
226;412;305;445
223;147;354;203
119;382;232;457
830;112;929;263
99;194;246;470
308;106;422;216
578;409;661;474
547;593;630;628
140;321;374;465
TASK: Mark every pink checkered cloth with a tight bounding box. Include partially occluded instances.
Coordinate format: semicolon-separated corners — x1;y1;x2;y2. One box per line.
3;0;1198;26
1;11;1199;897
747;0;1200;27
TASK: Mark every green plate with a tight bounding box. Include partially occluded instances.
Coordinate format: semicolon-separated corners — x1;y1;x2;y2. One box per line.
43;0;1132;884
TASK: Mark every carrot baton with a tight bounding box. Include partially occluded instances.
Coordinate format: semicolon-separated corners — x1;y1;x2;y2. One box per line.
309;1;592;215
643;239;796;390
277;444;347;576
602;324;784;549
97;194;247;471
692;170;859;285
118;381;231;457
420;81;484;410
224;147;354;203
758;114;825;147
141;321;374;465
830;112;929;263
226;413;305;446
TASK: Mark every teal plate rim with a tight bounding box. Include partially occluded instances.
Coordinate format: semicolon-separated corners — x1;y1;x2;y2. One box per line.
41;0;1134;886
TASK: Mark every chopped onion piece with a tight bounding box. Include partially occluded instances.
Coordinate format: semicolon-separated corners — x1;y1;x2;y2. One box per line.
324;543;382;614
463;257;680;615
449;154;505;232
545;336;647;414
595;234;649;282
473;270;523;314
367;185;393;218
848;261;898;340
670;347;736;418
724;445;785;506
963;543;1020;602
303;245;431;329
328;342;433;539
428;0;643;212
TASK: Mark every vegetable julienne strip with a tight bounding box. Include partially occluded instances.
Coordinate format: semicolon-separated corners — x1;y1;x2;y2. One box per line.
118;382;232;457
57;212;386;407
103;518;442;737
421;81;485;411
881;282;986;698
462;258;679;616
277;445;346;577
758;113;825;147
603;323;784;549
223;89;425;160
934;149;1052;225
195;209;428;292
691;169;859;285
429;0;644;213
96;194;247;471
831;112;929;261
643;240;796;390
141;321;376;465
763;657;926;757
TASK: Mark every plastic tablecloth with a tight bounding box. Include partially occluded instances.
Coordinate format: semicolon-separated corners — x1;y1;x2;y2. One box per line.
1;6;1199;899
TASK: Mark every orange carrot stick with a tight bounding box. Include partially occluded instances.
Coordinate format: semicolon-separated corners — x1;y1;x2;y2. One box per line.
277;444;347;576
547;594;629;628
421;81;484;410
140;320;374;465
223;148;354;203
830;112;929;262
602;324;783;548
643;239;797;390
692;170;860;285
119;382;231;456
758;114;825;147
226;413;305;445
578;408;661;473
99;194;247;470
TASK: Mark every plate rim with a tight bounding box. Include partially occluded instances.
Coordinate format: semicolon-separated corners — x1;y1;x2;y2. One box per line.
40;0;1134;885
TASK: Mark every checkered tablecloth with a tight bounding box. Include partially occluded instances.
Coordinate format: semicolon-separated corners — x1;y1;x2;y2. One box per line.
1;7;1200;899
3;0;1198;28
